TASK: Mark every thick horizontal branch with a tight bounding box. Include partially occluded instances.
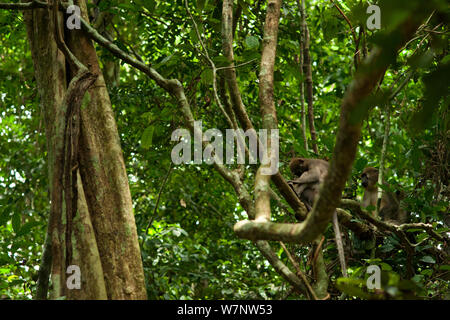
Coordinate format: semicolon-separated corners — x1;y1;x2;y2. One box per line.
341;199;398;232
336;208;373;240
341;199;447;243
399;223;446;242
235;220;309;242
234;207;375;242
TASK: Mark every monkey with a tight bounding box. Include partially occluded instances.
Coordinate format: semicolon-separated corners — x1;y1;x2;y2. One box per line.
288;158;329;210
288;157;347;277
361;167;379;217
379;189;408;225
360;167;408;225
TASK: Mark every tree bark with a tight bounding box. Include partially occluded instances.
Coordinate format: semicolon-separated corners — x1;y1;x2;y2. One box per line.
297;0;308;152
23;0;146;299
300;0;318;154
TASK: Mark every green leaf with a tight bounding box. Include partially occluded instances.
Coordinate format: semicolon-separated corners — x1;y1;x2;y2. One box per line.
197;0;207;11
212;55;231;68
16;221;40;237
117;3;135;11
201;69;213;85
336;278;372;299
380;263;393;271
143;0;156;11
420;256;436;264
12;213;21;234
244;36;259;50
441;54;450;65
0;206;11;226
154;54;175;70
141;126;155;149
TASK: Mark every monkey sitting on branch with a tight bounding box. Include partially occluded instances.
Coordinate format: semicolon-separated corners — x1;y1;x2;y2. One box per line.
288;157;347;277
288;158;329;211
360;167;408;225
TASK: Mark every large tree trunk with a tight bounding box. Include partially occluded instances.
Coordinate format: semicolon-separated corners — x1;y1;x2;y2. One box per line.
24;0;146;300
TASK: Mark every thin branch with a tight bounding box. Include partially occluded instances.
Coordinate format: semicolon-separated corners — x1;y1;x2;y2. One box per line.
256;240;307;295
341;199;446;243
139;10;170;26
280;242;318;300
145;163;173;234
336;208;374;240
330;0;360;68
215;58;257;71
300;0;318;154
330;0;357;44
377;103;390;213
269;188;294;217
399;12;437;52
111;23;144;63
389;70;414;100
399;223;446;242
296;0;308;152
312;236;325;266
185;0;234;129
377;69;415;211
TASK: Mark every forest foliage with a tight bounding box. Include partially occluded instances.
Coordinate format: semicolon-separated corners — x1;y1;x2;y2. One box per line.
0;0;448;299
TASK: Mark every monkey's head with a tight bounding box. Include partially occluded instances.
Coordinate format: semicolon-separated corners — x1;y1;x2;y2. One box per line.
289;157;307;178
361;167;379;190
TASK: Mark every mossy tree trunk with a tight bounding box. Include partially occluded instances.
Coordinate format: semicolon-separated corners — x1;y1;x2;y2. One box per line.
24;0;146;300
